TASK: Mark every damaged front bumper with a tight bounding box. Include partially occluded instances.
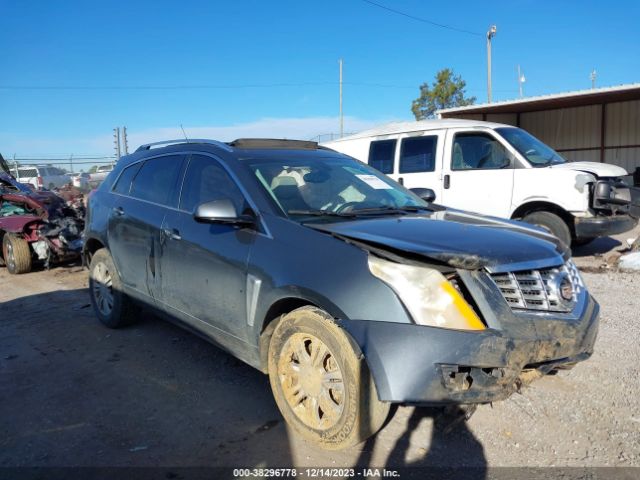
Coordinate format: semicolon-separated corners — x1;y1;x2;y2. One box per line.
574;214;637;239
338;293;599;405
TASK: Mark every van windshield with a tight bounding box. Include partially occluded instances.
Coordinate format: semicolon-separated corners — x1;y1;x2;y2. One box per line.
496;127;566;167
244;155;429;221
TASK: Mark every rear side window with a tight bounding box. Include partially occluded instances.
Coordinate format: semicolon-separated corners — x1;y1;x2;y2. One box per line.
130;155;184;207
368;140;396;174
399;136;437;173
179;154;246;214
112;162;143;195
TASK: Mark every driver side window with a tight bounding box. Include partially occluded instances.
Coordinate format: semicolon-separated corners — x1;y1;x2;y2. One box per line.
451;132;511;170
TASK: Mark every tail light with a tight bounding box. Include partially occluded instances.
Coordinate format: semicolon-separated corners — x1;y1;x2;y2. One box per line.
37;176;43;188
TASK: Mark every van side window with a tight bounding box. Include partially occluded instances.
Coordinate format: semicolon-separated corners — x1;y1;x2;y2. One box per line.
368;140;396;174
179;154;246;214
112;162;143;195
399;136;437;173
451;132;511;170
129;155;184;207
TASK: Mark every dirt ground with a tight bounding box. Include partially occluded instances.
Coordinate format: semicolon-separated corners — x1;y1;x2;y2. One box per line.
1;255;639;471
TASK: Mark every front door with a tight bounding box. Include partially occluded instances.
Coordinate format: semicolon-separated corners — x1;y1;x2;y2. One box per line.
440;129;516;218
159;154;255;342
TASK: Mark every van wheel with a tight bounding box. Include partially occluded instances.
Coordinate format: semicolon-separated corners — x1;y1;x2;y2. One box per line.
2;234;32;274
89;248;138;328
522;211;572;247
268;306;390;450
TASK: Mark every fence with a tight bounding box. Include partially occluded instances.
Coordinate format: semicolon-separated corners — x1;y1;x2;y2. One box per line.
308;133;355;143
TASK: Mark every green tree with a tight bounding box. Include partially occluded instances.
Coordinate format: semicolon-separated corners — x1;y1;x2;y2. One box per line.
88;165;98;174
411;68;476;120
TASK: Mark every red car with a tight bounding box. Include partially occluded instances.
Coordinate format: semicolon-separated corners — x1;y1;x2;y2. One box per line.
0;156;84;274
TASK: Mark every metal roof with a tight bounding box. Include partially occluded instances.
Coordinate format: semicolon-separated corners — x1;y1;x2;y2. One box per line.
323;118;509;143
437;83;640;116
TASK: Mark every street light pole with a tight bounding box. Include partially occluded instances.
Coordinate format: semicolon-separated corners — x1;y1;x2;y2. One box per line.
486;25;497;103
339;58;344;138
517;64;526;98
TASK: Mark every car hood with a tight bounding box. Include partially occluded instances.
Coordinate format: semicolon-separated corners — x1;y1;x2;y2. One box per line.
310;210;569;272
549;161;627;178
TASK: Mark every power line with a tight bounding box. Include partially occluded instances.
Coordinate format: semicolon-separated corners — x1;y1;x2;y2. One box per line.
0;82;337;91
0;82;517;92
359;0;483;37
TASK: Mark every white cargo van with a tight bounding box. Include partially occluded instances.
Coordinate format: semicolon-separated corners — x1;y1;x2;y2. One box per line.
323;119;638;246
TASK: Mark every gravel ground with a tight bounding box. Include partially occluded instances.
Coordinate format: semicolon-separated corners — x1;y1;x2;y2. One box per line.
0;265;638;469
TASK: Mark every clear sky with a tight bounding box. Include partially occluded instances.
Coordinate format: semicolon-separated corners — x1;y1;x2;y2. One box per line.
1;0;638;157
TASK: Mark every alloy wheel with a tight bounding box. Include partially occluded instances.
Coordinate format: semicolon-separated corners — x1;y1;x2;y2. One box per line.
92;262;114;316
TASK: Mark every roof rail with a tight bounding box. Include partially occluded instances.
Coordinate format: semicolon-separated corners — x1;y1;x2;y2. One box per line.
135;139;233;153
228;138;319;150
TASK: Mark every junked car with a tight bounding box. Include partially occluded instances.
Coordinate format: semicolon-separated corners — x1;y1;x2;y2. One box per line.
0;155;84;274
84;139;599;449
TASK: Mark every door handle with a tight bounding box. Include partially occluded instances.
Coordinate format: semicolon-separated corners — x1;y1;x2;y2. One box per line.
398;177;404;185
444;174;450;189
112;206;125;216
162;228;181;241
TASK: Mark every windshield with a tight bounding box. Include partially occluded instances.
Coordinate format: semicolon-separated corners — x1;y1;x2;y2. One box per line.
496;127;566;167
244;155;429;221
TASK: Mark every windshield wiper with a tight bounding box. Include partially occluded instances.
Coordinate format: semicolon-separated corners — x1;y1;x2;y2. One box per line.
287;209;356;217
348;205;432;216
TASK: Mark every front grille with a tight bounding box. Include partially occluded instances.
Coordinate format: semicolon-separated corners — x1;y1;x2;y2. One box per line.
490;261;583;312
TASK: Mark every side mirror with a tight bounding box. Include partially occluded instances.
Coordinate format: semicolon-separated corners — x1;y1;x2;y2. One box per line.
410;187;436;203
193;199;254;226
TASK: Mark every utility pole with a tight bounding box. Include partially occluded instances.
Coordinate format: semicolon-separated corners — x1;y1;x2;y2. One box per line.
122;126;129;155
339;58;344;138
517;65;526;98
486;25;497;103
113;127;121;160
590;69;597;89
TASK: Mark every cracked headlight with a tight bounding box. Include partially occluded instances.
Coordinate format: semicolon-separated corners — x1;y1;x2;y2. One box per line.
368;255;485;331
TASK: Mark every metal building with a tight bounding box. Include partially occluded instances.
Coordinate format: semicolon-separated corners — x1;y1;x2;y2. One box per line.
437;83;640;177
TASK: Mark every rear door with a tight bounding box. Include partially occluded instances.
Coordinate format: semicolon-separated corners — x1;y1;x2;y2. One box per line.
440;128;516;217
107;154;186;302
159;153;255;342
394;130;445;198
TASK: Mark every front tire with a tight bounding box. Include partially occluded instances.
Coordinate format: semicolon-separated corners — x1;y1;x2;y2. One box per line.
522;211;572;247
2;234;32;274
89;248;139;328
268;306;390;449
572;236;596;247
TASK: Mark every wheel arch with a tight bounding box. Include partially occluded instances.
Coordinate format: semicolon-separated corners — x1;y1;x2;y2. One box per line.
257;295;360;373
83;236;106;266
511;201;576;236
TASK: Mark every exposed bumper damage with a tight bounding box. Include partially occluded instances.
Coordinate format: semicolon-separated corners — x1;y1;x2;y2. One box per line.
576;178;640;239
339;293;598;404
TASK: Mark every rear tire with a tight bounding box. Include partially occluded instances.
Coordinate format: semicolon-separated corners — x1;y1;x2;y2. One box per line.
89;248;139;328
522;211;572;247
2;234;32;274
268;306;390;449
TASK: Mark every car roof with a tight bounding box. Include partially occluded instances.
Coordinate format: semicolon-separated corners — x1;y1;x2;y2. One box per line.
322;119;514;144
117;138;345;167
